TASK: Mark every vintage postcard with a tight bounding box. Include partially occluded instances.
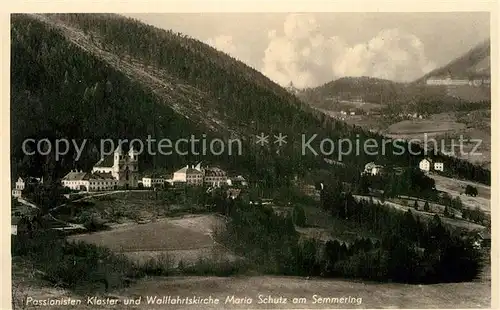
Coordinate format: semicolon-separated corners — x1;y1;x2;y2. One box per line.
3;0;497;309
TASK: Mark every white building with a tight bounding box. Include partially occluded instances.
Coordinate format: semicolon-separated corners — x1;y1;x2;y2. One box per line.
419;158;432;172
11;176;43;198
419;158;444;172
363;162;384;176
172;163;229;187
11;177;25;198
434;162;444;172
142;177;165;188
426;76;470;86
173;164;204;186
62;170;119;191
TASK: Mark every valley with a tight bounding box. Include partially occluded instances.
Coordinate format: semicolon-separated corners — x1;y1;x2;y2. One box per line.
10;12;492;310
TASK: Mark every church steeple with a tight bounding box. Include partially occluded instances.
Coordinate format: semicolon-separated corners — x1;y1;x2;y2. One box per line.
113;144;123;166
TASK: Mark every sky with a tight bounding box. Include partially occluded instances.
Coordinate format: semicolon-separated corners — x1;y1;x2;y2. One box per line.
124;12;490;88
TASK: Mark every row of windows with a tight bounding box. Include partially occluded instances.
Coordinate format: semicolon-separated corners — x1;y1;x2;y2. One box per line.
205;177;227;181
65;180;117;185
91;181;117;185
65;181;86;185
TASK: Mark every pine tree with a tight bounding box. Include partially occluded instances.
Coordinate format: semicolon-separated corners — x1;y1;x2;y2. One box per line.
424;201;430;212
292;205;306;227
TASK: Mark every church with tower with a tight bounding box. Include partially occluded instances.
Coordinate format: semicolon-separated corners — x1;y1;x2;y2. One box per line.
92;144;139;188
62;145;139;191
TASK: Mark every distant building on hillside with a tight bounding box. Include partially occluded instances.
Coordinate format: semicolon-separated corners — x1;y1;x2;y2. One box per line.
426;73;490;87
226;175;248;187
11;176;44;198
434;162;444;172
419;158;444;173
426;75;469;86
419;158;432;172
142;176;165;188
12;177;25;198
173;164;204;186
363;162;384;176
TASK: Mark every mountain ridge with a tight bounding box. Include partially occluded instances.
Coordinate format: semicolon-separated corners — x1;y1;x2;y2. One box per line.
413;38;491;83
10;13;490;185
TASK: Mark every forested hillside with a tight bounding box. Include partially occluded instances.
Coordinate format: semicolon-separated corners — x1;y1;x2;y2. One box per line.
300;76;409;105
414;39;491;83
11;14;490;185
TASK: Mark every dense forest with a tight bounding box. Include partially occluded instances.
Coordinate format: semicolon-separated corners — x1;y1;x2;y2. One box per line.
11;14;490;185
215;188;483;284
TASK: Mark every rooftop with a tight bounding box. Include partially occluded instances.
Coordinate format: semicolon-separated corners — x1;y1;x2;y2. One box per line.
94;155;114;168
205;167;227;177
89;172;115;180
62;171;89;181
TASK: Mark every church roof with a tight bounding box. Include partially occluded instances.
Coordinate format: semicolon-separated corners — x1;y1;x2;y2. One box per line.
90;172;115;180
94;155;114;168
62;171;89;181
175;166;203;175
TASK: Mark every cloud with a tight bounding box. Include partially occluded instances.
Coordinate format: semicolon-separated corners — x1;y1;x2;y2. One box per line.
333;29;436;82
206;35;239;57
262;14;436;88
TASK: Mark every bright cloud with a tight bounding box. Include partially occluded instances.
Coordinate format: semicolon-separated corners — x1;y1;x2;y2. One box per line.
262;14;436;88
206;35;239;57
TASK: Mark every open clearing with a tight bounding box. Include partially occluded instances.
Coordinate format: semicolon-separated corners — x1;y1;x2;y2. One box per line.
386;119;465;136
431;174;490;213
67;214;230;264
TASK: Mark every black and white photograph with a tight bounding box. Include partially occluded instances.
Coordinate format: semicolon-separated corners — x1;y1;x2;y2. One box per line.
6;3;496;309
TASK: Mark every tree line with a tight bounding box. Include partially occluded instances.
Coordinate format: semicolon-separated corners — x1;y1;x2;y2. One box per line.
215;188;483;283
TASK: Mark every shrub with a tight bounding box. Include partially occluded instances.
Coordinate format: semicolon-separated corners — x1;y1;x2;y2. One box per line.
178;257;250;276
292;205;306;227
465;185;478;197
137;253;175;276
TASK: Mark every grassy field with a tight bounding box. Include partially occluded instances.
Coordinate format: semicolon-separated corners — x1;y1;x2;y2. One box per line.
431;174;491;213
67;214;230;265
55;190;210;226
13;204;491;310
386;118;465;136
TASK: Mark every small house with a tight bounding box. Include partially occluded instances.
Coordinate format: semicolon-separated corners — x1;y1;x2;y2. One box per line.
419;158;432;172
